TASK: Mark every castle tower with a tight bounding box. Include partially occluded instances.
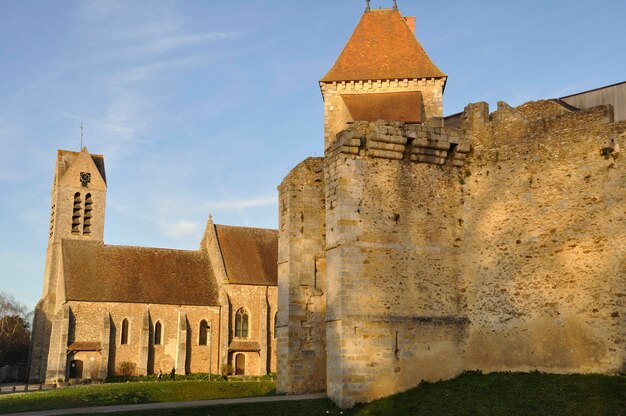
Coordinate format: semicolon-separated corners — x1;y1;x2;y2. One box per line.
320;4;446;149
29;148;107;383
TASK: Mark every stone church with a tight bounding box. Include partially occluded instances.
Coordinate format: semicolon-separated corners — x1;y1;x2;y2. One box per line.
29;148;278;384
277;3;625;409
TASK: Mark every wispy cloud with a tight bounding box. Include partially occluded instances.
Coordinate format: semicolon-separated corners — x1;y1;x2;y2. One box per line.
125;32;238;56
76;0;183;43
112;55;211;83
158;219;202;240
199;196;277;212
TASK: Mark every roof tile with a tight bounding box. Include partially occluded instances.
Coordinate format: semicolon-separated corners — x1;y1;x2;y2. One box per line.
63;241;220;306
321;9;445;82
215;225;277;286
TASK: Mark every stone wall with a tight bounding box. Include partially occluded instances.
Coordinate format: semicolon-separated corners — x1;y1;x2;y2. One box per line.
279;102;625;408
277;157;327;393
460;101;626;374
66;302;221;378
226;284;277;376
324;121;470;407
321;78;445;150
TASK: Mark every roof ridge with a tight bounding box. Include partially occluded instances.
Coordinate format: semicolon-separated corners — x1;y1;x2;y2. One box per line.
215;223;278;232
61;239;204;254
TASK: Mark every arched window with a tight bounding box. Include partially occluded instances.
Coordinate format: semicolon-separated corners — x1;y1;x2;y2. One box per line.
71;193;81;234
120;318;129;345
154;321;162;345
199;320;210;346
235;308;249;338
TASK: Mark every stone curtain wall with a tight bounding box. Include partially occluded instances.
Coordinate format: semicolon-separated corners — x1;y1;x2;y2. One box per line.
460;101;626;374
324;121;470;407
278;102;625;408
277;158;327;394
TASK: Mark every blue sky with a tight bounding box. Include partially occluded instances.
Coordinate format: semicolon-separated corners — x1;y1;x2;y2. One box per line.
1;0;625;309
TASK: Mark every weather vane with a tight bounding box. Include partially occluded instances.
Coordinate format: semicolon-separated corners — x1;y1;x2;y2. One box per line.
80;122;84;150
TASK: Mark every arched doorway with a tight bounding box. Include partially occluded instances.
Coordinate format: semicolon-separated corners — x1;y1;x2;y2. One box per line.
69;360;83;379
235;354;245;375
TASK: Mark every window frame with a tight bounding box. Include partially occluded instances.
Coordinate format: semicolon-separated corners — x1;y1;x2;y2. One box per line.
120;318;130;345
199;319;210;346
235;308;250;338
154;320;162;345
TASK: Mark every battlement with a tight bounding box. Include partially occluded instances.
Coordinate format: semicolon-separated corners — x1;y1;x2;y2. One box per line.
328;120;471;167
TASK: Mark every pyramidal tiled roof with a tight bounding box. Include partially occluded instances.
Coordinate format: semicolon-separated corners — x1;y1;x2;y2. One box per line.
321;9;445;82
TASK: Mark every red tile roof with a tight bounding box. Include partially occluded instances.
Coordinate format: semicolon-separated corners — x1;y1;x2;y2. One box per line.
63;240;220;306
214;225;277;286
321;9;445;82
342;91;423;123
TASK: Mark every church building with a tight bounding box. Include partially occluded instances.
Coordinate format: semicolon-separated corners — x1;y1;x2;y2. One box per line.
29;149;278;384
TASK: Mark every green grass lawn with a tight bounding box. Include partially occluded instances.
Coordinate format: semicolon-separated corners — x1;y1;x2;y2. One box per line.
65;372;626;416
349;372;626;416
0;381;275;414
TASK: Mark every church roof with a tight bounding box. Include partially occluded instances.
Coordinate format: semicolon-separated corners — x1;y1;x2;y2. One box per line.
62;240;220;306
342;91;423;123
214;225;278;286
321;9;445;83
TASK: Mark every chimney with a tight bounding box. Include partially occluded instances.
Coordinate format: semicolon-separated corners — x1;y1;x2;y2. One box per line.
403;16;416;34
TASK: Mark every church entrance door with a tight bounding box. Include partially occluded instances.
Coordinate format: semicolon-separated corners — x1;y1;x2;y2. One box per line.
235;354;245;375
69;360;83;379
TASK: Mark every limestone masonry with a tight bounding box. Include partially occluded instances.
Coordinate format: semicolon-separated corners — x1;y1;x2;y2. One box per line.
277;6;625;408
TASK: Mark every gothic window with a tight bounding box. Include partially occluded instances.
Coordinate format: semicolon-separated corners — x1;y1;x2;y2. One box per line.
154;321;162;345
83;194;92;235
235;308;249;338
71;193;81;234
121;318;129;345
199;320;210;346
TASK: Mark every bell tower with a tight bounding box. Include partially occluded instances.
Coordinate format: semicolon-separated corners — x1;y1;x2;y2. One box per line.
48;148;107;243
29;147;107;383
319;2;447;149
